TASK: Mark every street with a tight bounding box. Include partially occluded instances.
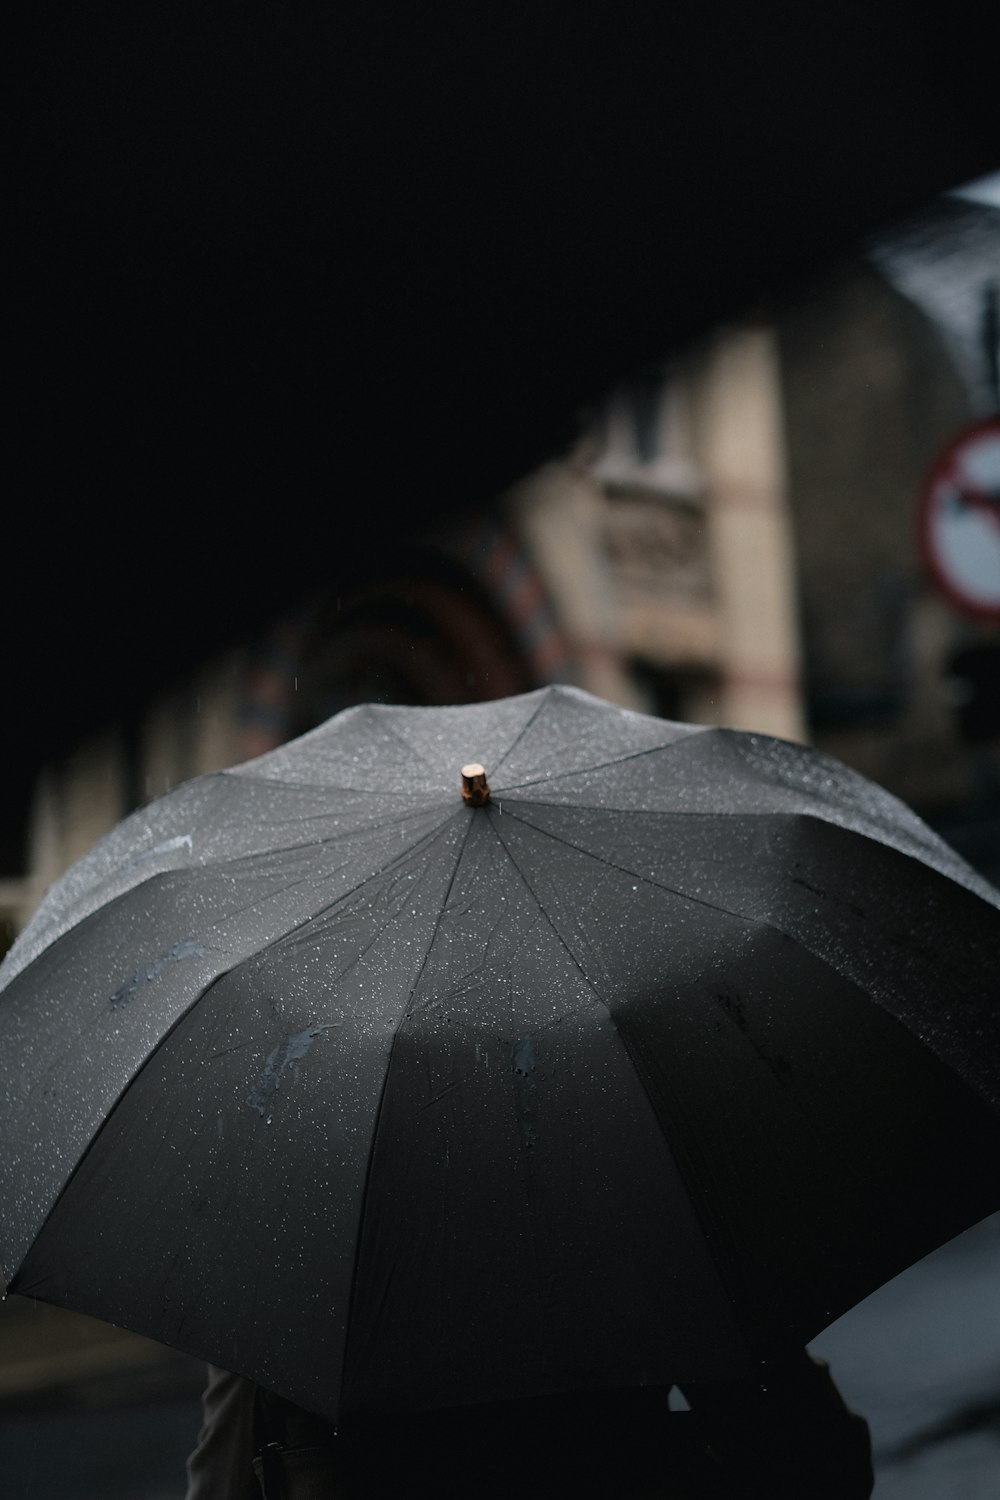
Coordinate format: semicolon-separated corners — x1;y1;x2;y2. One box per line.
811;1208;1000;1498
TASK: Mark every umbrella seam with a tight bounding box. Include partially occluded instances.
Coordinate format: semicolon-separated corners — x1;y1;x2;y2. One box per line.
155;802;455;877
486;811;761;1374
364;705;446;775
496;733;714;792
492;804;765;927
500;801;996;906
223;769;452;797
335;809;477;1413
485;690;552;781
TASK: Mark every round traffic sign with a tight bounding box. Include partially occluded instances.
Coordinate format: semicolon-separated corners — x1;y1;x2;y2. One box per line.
919;415;1000;621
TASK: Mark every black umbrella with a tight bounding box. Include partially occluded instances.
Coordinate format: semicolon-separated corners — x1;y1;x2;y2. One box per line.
1;685;999;1423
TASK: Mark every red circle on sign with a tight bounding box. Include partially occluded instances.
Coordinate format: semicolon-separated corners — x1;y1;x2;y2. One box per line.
918;414;1000;622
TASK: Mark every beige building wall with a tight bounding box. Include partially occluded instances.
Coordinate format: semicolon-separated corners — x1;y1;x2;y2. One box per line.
513;323;807;744
691;324;806;743
506;456;645;710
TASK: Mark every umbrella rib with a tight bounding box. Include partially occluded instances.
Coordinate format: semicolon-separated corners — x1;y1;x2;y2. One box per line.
485;693;552;780
218;780;452;817
225;770;444;798
337;810;477;1408
497;735;710;792
178;800;453;874
363;706;444;775
403;813;476;1017
486;817;610;1002
491;804;763;926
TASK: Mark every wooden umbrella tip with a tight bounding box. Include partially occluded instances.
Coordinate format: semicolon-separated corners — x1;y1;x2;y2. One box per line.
460;763;490;806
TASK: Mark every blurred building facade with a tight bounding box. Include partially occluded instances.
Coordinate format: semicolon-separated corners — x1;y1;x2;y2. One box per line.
1;192;998;942
777;192;1000;880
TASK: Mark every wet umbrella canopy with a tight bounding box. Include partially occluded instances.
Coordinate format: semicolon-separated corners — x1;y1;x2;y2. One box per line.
2;686;1000;1424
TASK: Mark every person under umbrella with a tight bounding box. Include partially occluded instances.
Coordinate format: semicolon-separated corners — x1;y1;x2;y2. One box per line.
185;1349;873;1498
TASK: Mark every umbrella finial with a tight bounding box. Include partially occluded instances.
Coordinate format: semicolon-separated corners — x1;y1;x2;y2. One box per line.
460;763;490;806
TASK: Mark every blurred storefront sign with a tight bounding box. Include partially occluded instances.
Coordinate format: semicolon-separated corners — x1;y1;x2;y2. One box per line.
919;414;1000;622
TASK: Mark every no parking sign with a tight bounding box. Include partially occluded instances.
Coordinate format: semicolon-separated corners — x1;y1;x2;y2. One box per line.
919;414;1000;621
